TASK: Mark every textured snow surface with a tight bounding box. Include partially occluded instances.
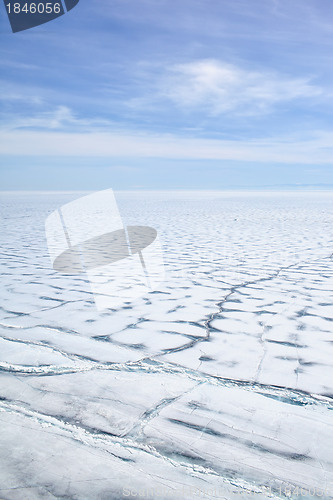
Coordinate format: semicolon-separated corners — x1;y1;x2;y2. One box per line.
0;191;333;499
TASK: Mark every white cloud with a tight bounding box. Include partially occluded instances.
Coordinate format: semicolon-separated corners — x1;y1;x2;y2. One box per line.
2;106;111;131
159;59;323;115
28;106;76;129
1;128;332;164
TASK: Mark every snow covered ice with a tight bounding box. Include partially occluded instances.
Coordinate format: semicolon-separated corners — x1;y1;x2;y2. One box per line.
0;190;333;499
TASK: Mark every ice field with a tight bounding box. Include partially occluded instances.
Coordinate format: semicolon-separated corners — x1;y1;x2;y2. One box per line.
0;190;333;499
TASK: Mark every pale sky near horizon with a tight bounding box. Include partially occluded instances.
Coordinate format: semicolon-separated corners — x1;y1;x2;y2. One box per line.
1;0;333;190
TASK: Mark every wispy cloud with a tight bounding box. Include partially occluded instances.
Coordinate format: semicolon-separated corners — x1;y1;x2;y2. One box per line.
1;127;332;164
1;106;112;131
136;59;324;116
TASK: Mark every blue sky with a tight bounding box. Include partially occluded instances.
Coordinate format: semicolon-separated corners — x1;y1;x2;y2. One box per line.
1;0;333;189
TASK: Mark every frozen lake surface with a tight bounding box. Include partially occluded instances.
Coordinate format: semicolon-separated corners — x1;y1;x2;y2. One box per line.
0;190;333;499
